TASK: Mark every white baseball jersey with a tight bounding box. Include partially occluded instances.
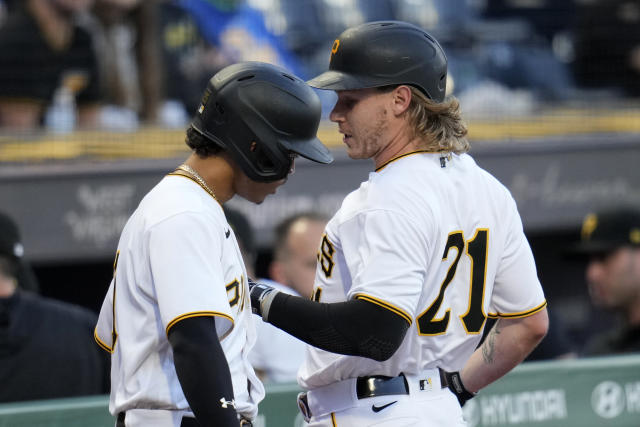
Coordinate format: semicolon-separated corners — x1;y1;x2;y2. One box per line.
299;151;546;390
94;172;264;422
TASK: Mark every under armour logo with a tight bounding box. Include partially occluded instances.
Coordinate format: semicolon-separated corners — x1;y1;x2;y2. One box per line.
220;397;236;409
225;229;231;238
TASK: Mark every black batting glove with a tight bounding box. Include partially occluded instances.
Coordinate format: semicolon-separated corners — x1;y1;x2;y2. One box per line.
248;279;278;321
440;369;477;407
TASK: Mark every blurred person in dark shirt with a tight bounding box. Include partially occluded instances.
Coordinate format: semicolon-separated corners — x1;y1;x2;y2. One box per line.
86;0;164;126
158;0;227;118
571;207;640;356
0;0;101;131
0;211;108;402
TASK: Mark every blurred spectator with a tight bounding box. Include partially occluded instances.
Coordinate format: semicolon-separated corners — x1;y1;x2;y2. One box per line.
483;0;577;43
158;0;228;118
170;0;334;115
250;212;328;383
572;0;640;97
177;0;302;73
268;212;328;299
0;0;102;132
0;211;109;402
84;0;164;128
571;207;640;356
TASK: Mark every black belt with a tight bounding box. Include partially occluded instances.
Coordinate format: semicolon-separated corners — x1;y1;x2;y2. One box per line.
116;412;252;426
355;369;447;399
355;373;410;398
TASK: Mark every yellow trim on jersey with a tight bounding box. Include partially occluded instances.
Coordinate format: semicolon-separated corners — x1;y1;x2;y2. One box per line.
375;150;435;172
355;294;412;325
487;301;547;319
94;328;113;354
331;412;337;426
167;171;220;204
166;311;234;335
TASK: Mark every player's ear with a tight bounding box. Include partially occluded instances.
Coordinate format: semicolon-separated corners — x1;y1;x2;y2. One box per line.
391;85;412;116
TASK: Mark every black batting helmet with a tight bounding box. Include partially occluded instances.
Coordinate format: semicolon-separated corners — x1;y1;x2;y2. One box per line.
308;21;448;102
191;62;333;182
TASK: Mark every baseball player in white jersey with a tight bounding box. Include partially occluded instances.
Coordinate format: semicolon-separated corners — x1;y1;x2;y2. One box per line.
94;62;332;427
249;22;549;426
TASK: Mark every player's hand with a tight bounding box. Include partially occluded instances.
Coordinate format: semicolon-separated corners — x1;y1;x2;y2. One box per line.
440;369;476;406
248;279;278;320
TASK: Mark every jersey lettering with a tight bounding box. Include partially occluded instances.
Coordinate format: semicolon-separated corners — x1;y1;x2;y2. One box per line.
311;287;322;302
318;234;335;278
460;229;489;333
417;229;488;335
226;279;240;307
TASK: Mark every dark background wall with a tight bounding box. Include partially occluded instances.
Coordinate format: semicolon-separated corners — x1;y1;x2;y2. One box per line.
9;133;639;355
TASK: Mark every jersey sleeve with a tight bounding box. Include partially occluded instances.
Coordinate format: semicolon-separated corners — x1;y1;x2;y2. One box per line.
344;209;429;324
95;279;115;353
489;198;547;318
148;212;234;338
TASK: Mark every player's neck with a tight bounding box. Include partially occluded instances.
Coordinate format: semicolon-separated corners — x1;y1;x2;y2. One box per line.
183;154;234;204
373;133;425;170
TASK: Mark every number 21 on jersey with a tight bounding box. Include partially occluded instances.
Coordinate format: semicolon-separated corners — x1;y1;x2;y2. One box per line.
417;229;488;336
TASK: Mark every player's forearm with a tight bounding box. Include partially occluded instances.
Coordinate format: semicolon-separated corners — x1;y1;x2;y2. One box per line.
266;293;409;361
460;309;549;393
168;317;239;427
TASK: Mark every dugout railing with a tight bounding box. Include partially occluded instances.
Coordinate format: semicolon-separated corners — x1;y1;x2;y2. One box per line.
1;354;639;427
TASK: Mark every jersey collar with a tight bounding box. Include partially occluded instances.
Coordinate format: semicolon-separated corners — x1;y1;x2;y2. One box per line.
375;150;435;172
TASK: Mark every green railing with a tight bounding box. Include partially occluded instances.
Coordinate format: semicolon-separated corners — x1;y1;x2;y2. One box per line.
1;354;639;427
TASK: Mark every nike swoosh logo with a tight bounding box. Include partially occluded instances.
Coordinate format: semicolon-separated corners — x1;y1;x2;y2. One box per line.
225;229;231;238
371;401;397;413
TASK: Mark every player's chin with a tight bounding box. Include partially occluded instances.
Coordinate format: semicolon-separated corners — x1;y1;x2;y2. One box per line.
252;185;284;204
346;147;367;160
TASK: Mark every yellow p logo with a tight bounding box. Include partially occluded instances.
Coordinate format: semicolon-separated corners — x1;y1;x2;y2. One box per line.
331;39;340;59
581;213;598;241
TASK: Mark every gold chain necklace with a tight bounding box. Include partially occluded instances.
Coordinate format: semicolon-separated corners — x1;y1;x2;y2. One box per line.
177;164;216;199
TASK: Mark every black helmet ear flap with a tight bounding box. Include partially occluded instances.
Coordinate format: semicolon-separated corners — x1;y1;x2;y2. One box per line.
249;141;284;178
190;62;333;182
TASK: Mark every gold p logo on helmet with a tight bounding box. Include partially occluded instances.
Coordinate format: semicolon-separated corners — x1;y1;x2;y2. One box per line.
331;39;340;59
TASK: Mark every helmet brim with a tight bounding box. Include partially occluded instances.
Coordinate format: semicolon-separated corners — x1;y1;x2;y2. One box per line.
307;70;383;92
282;136;333;164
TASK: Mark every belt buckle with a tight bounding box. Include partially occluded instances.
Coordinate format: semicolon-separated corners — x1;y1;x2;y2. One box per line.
297;392;312;423
356;373;409;399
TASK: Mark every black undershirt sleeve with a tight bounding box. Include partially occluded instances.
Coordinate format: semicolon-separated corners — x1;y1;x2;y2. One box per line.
168;316;238;427
267;294;410;361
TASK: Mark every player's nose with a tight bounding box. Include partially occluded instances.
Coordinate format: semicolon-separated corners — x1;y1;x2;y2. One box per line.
329;103;346;123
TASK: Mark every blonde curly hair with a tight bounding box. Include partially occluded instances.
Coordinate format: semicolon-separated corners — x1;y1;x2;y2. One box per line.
405;87;469;154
